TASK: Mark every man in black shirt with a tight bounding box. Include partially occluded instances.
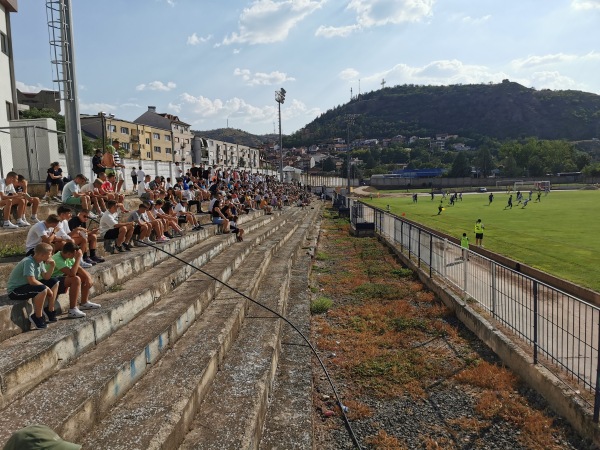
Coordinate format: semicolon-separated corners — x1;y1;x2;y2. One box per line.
91;150;105;176
67;209;105;264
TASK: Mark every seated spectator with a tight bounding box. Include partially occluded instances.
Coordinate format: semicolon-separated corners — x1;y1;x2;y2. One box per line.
55;205;93;267
25;214;64;256
6;242;59;330
49;241;99;318
43;161;64;202
211;198;230;233
68;209;105;264
138;174;157;201
0;171;29;228
14;174;41;223
174;199;202;231
230;215;244;242
92;149;105;176
62;174;94;214
260;195;273;214
143;200;169;242
128;203;155;244
101;173;127;212
99;200;135;252
161;202;185;236
81;178;107;215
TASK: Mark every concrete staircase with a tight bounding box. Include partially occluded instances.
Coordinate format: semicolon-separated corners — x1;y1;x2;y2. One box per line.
0;200;320;449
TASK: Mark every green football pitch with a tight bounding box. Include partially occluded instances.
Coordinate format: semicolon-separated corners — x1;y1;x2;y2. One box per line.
365;190;600;293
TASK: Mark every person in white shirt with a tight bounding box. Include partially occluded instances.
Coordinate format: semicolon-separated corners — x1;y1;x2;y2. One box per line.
138;175;157;201
55;205;93;268
25;215;64;255
0;171;28;228
99;200;135;252
174;199;202;230
136;166;145;188
62;174;93;211
80;179;106;215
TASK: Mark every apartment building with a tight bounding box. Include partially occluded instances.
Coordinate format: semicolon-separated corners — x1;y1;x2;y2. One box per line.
204;138;260;170
80;114;172;162
0;0;18;176
134;106;193;164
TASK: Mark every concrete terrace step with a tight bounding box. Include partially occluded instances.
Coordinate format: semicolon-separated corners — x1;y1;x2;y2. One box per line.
0;209;294;412
179;207;319;450
77;206;319;450
0;209;268;341
0;208;306;447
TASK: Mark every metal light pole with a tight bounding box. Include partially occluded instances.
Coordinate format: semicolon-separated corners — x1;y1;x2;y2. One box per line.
275;88;286;182
98;112;106;151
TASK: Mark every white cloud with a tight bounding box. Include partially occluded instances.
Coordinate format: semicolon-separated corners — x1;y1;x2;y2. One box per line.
16;81;51;93
339;68;360;81
187;33;212;45
220;0;325;46
135;81;177;92
511;52;600;69
461;14;491;25
165;0;176;6
528;71;580;90
167;102;182;113
177;93;319;129
233;49;241;54
78;101;118;115
317;0;434;37
572;0;600;9
234;68;295;86
315;24;360;38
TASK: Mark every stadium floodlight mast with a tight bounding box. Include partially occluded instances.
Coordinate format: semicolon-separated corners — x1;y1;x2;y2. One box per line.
275;88;286;182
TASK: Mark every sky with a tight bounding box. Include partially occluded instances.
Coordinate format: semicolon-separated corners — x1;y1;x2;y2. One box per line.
10;0;600;136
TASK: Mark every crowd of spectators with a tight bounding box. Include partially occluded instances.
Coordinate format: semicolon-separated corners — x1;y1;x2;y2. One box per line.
2;154;313;330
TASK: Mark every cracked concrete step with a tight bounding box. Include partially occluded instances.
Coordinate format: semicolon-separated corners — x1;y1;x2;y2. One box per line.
259;261;315;450
0;209;305;447
0;210;294;411
78;207;318;450
179;206;319;450
0;209;268;342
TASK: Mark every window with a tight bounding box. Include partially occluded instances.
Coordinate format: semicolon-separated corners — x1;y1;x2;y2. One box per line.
146;152;151;159
175;137;180;142
121;143;130;150
0;32;8;56
154;146;161;153
165;148;172;154
165;135;171;142
153;133;160;139
145;138;150;145
108;124;116;132
120;127;129;134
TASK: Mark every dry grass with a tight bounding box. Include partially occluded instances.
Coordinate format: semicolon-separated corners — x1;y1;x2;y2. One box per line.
311;206;583;449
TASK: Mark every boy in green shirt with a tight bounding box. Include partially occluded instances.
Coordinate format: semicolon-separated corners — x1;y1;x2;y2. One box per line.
49;241;100;318
7;243;59;330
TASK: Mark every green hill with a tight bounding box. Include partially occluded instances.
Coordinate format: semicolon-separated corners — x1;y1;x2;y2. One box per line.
286;80;600;146
192;128;276;148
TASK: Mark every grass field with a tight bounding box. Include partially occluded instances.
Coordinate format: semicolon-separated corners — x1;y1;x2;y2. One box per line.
365;190;600;292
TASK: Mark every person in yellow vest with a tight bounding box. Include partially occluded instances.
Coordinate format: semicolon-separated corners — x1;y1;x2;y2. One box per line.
474;219;484;246
460;232;469;260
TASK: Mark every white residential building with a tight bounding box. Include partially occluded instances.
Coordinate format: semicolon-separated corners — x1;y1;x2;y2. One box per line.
0;0;18;177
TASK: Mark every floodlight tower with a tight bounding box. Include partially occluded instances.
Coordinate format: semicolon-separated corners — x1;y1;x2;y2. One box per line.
275;88;286;182
46;0;84;176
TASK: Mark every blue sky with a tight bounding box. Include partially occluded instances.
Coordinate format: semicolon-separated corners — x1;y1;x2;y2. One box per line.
10;0;600;135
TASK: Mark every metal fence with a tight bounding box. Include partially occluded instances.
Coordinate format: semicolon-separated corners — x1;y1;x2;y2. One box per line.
338;195;600;419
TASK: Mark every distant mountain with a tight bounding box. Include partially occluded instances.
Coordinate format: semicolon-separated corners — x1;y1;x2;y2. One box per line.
193;128;276;148
285;80;600;146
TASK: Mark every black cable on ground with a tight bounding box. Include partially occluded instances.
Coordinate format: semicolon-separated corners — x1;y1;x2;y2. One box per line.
130;236;363;449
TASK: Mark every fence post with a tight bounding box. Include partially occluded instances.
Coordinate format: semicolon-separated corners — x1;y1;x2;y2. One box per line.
418;228;421;268
408;224;412;257
533;280;538;364
463;249;468;297
400;221;404;252
23;127;34;181
594;321;600;422
491;261;497;318
442;239;447;278
429;234;433;278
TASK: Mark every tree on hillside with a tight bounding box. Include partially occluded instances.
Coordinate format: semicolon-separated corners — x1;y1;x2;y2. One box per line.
474;148;495;177
449;152;471;177
322;157;336;172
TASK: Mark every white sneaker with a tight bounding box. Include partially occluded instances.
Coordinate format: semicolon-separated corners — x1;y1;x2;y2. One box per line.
30;216;41;223
80;261;93;269
16;219;30;227
68;307;86;318
79;301;101;310
142;238;155;244
3;221;18;229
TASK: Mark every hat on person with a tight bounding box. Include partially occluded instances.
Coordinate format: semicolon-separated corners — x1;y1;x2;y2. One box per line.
3;425;81;450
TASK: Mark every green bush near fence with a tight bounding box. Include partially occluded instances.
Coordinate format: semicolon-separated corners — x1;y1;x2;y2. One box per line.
366;190;600;292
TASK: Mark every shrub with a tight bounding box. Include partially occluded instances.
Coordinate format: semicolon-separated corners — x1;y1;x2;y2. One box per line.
311;296;333;314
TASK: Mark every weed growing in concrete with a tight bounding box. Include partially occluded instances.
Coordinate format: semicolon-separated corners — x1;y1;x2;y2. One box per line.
310;296;333;314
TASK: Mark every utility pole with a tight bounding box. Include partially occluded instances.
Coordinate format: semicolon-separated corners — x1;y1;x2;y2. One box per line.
346;114;359;198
